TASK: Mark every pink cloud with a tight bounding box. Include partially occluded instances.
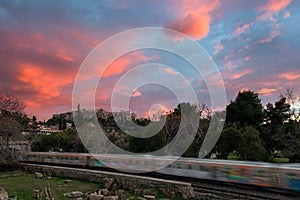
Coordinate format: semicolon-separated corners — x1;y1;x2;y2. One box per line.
257;0;292;21
280;73;300;80
233;23;251;37
229;69;252;80
132;89;142;97
257;88;277;96
259;29;280;43
244;56;252;61
214;43;224;54
260;0;292;12
163;68;180;75
284;11;291;18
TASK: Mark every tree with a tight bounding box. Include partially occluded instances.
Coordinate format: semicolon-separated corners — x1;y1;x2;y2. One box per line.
0;117;22;148
238;126;269;161
263;97;291;152
0;92;25;114
213;127;243;159
161;102;198;145
226;90;264;128
280;87;300;120
0;92;28;130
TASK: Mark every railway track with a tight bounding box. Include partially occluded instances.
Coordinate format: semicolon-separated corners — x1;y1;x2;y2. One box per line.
22;163;300;200
148;173;300;200
190;180;297;200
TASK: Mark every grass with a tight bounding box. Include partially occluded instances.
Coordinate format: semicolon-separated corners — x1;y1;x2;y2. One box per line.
272;157;289;163
0;170;210;200
227;153;240;160
227;154;290;163
0;170;101;199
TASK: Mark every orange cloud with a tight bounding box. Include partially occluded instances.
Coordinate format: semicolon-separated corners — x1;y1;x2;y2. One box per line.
102;52;154;77
57;53;74;62
165;12;210;40
18;65;74;99
280;73;300;80
132;89;142;97
164;0;220;40
258;88;277;96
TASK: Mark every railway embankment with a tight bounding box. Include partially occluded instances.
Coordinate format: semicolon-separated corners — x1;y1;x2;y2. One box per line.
22;164;194;199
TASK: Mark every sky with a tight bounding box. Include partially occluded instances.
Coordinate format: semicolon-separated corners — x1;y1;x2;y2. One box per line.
0;0;299;121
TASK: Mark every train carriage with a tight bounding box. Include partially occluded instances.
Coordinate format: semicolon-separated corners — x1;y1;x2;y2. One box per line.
22;152;300;192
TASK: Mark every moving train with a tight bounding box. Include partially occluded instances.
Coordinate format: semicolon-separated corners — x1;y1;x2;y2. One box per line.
22;152;300;193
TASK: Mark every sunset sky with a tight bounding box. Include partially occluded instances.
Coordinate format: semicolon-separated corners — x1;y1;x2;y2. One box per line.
0;0;299;121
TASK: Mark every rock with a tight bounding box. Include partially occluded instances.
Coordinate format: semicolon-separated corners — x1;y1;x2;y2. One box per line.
72;191;83;198
103;196;118;200
64;180;72;184
34;189;41;199
137;197;146;200
63;191;83;198
35;172;43;178
103;178;114;189
0;187;8;200
89;193;104;200
100;189;109;196
76;198;83;200
144;195;155;200
116;189;124;200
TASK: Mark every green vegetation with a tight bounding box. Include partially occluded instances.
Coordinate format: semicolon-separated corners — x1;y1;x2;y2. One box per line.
0;171;100;199
30;90;300;163
2;89;300;164
0;171;199;200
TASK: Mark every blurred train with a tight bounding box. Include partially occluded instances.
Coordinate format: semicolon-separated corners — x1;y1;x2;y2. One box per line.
22;152;300;193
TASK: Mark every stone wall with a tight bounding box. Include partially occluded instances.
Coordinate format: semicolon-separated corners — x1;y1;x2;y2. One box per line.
22;164;194;199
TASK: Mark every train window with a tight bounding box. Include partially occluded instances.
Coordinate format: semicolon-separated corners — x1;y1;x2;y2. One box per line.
176;163;181;169
70;156;73;160
188;164;192;170
199;165;206;171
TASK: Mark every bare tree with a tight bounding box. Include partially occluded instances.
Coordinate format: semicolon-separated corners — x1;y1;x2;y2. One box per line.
0;117;22;148
280;86;300;120
0;92;25;114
